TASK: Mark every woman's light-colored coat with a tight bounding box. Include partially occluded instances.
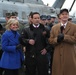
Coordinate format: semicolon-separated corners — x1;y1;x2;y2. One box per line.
49;22;76;75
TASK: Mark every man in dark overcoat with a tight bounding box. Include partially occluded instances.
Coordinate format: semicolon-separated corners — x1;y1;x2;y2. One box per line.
20;12;50;75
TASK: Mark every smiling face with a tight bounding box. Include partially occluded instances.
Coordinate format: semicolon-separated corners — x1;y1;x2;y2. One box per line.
10;23;19;31
31;13;40;26
6;18;19;31
60;11;69;22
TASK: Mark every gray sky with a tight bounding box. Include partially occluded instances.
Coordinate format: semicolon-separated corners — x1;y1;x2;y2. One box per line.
42;0;56;6
42;0;76;16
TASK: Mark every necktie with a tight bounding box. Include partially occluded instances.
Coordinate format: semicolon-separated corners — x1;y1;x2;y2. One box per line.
63;25;65;29
36;26;38;28
60;26;64;33
35;25;39;28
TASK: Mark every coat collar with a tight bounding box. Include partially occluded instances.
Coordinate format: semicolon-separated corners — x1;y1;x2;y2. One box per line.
63;22;71;34
5;30;19;36
58;22;71;34
5;30;19;44
29;24;45;31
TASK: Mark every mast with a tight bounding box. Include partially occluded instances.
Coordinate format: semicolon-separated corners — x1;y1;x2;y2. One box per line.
52;0;66;8
69;0;76;12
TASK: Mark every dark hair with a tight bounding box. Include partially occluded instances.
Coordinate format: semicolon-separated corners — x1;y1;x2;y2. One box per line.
68;18;72;21
57;14;60;19
31;12;40;18
29;12;33;17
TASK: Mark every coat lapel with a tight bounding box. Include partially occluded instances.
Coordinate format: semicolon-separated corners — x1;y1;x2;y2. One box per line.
64;22;71;34
7;30;19;44
57;23;61;34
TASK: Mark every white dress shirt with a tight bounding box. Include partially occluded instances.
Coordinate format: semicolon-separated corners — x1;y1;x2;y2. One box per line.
33;24;40;28
61;22;67;28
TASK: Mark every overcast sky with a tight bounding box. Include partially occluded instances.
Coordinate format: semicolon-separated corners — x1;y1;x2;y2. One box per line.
42;0;56;6
42;0;76;15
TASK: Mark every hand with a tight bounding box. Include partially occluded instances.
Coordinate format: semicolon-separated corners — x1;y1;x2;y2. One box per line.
57;33;64;43
16;44;22;50
29;39;35;45
42;31;47;35
23;47;26;52
41;48;47;55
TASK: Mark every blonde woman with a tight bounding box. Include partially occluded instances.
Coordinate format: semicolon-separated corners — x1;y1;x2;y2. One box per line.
0;19;24;75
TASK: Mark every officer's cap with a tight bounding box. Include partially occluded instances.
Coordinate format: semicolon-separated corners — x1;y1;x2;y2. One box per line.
40;15;47;20
51;15;56;18
46;15;51;20
59;8;69;14
5;12;11;18
11;12;18;16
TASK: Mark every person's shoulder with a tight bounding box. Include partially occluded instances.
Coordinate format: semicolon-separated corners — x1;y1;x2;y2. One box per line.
3;30;12;36
2;30;8;37
52;23;60;29
68;22;76;27
70;22;76;25
39;24;45;29
24;22;30;28
22;26;30;33
2;23;6;27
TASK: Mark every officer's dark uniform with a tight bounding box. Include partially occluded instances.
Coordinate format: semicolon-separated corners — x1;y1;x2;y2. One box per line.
46;15;55;74
20;24;50;75
0;24;4;75
0;24;4;59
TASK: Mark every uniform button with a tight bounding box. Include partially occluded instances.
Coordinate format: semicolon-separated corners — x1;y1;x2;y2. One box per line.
32;55;35;58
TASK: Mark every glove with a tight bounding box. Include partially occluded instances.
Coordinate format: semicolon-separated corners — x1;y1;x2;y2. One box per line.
57;33;64;43
16;44;22;50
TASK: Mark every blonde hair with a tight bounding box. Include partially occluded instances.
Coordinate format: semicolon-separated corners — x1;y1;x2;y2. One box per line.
6;18;19;30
